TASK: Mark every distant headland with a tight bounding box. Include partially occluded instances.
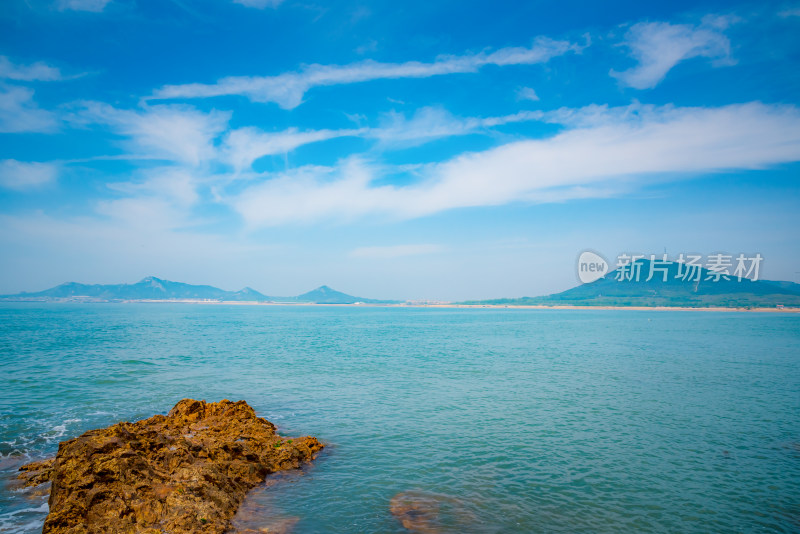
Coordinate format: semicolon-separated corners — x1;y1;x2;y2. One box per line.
461;258;800;309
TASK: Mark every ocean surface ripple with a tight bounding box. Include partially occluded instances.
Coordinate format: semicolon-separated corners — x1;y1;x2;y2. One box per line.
1;304;798;533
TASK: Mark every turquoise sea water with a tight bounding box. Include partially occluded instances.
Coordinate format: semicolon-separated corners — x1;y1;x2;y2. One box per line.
0;303;798;533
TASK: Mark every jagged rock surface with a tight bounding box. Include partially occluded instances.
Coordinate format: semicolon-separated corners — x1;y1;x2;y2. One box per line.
18;399;323;534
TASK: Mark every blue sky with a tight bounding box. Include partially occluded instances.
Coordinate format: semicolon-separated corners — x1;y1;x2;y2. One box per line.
1;0;799;300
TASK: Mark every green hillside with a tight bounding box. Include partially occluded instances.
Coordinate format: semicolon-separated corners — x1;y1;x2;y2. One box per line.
464;259;800;308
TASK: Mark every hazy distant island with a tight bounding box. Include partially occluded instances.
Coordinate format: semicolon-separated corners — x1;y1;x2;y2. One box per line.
2;259;799;309
0;276;397;305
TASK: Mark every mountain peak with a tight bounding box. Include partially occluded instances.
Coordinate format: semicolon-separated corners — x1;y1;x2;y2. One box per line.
296;285;374;304
138;276;164;284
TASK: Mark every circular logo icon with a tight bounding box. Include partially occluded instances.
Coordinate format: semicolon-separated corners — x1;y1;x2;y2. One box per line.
576;250;609;284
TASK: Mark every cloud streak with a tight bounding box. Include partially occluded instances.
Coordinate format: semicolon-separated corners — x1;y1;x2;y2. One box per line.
369;107;542;147
230;102;800;226
107;168;201;208
70;101;543;175
221;107;543;172
516;87;540;101
0;160;58;191
232;0;284;8
611;17;735;89
151;37;581;108
0;85;59;133
80;103;231;166
223;126;365;172
57;0;112;12
0;56;63;82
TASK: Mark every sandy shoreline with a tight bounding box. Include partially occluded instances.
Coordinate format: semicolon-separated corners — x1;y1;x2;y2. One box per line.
54;300;800;312
3;299;799;312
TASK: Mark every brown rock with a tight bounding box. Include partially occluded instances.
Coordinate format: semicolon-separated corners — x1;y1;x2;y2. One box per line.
236;516;299;533
389;490;478;533
18;399;323;534
390;491;442;533
17;457;55;487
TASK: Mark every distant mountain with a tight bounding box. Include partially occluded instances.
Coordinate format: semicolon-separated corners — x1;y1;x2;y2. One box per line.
464;259;800;308
0;276;270;302
0;277;396;304
293;285;393;304
226;287;271;302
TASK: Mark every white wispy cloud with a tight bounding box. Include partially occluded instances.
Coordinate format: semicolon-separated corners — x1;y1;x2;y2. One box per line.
80;103;230;166
229;102;800;226
232;0;284;8
219;107;543;172
0;85;58;133
57;0;112;12
517;87;540;101
350;244;443;259
150;37;580;108
0;160;58;191
95;169;207;234
778;7;800;17
611;17;735;89
0;56;62;82
370;107;475;147
107;167;200;207
223;126;365;172
369;107;542;147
